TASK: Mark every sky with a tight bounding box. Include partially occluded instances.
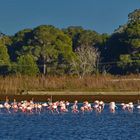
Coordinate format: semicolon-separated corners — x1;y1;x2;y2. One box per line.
0;0;140;35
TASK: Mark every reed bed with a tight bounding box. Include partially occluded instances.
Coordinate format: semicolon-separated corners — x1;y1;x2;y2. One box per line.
0;74;139;94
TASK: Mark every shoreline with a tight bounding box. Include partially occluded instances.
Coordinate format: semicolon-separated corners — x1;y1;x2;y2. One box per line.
22;91;140;95
0;91;140;103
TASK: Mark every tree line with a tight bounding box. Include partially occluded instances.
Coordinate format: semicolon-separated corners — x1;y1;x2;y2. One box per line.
0;9;140;76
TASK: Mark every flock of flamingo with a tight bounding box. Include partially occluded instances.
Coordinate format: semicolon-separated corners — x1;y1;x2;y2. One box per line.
0;97;140;114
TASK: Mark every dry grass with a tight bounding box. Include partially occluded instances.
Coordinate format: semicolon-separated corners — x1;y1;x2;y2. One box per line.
0;74;140;94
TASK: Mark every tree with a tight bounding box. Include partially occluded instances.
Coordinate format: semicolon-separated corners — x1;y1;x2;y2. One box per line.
31;25;74;75
118;54;140;74
16;54;39;75
63;27;102;51
71;45;99;78
107;9;140;74
0;43;10;64
8;25;74;75
77;30;102;47
128;9;140;23
118;55;132;69
9;29;32;61
118;9;140;73
63;26;84;50
97;33;110;61
0;42;10;74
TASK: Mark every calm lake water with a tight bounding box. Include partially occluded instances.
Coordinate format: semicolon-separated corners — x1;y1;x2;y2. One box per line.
0;104;140;140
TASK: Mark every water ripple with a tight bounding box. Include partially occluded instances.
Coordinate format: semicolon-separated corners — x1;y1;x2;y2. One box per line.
0;105;140;140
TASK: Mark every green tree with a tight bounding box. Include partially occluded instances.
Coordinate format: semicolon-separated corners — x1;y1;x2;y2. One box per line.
128;9;140;23
0;43;10;64
31;25;74;75
77;30;102;47
8;25;74;75
9;29;32;61
119;9;140;73
63;26;84;50
0;42;10;74
16;54;39;75
106;9;140;74
64;27;102;50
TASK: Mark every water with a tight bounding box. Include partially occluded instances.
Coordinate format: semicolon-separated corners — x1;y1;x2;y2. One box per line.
0;104;140;140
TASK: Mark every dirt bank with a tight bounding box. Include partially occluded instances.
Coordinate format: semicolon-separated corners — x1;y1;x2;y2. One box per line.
1;95;140;103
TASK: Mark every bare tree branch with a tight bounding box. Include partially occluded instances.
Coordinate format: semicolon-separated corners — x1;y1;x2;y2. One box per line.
71;45;100;78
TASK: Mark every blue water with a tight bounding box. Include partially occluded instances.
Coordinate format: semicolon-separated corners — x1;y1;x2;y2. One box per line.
0;104;140;140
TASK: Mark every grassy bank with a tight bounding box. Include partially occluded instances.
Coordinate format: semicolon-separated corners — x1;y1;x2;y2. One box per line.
0;74;140;94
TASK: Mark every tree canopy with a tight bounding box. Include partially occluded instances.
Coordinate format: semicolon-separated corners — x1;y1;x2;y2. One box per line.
0;9;140;75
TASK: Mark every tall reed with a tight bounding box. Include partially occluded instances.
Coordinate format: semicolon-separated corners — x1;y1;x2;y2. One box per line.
0;74;139;94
